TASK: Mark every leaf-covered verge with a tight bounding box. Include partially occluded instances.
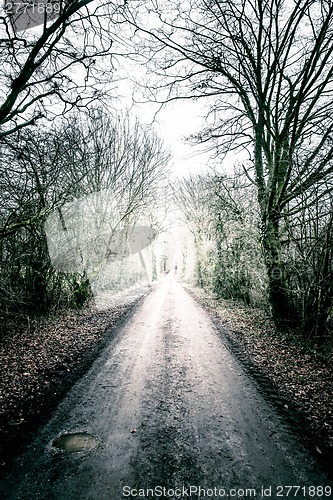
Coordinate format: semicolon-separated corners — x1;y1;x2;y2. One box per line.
0;290;148;477
187;285;333;475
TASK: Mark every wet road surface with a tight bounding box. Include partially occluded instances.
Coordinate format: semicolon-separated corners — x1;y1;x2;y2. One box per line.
0;274;332;499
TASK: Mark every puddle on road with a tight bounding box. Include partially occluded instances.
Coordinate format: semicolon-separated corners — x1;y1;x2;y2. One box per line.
52;432;100;452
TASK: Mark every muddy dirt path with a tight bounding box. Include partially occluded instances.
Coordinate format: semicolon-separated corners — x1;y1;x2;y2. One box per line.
0;274;331;499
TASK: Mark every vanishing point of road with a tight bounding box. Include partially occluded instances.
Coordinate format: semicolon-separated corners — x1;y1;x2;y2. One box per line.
0;273;332;499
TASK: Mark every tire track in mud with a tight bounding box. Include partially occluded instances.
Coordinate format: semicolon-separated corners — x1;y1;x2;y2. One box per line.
131;293;203;489
0;275;331;499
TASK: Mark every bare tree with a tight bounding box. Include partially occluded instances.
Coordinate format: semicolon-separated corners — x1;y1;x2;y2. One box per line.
282;184;333;336
173;174;214;286
45;109;171;279
174;171;265;304
123;0;333;327
0;109;171;324
0;0;121;139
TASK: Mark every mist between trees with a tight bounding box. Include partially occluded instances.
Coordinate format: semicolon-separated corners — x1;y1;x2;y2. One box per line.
174;170;332;340
0;110;171;335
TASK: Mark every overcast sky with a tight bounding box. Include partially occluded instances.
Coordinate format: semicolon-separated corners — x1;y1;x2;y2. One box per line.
114;57;213;178
143;99;211;177
115;68;242;178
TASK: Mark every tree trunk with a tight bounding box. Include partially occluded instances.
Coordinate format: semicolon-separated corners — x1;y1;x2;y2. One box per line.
262;212;297;327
